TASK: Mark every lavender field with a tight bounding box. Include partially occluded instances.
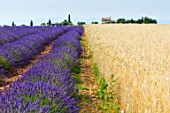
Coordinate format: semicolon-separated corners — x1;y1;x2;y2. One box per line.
0;26;83;112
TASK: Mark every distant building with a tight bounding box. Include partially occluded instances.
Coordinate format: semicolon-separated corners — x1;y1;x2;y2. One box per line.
101;17;115;24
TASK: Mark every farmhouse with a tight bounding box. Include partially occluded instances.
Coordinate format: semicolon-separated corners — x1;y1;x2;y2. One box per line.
101;17;115;24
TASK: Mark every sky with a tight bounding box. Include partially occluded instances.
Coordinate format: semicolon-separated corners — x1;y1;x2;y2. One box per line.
0;0;170;25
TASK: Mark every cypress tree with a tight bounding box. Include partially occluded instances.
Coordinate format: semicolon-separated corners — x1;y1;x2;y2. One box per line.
68;14;71;23
47;19;51;26
30;20;33;26
12;22;15;26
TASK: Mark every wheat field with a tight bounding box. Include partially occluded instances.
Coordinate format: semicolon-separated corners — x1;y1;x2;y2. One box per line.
84;24;170;113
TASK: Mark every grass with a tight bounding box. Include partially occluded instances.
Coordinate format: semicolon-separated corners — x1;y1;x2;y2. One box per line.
92;63;119;113
72;34;119;113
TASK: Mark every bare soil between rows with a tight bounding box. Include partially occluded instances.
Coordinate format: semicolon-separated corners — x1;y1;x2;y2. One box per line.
76;35;103;113
0;40;55;93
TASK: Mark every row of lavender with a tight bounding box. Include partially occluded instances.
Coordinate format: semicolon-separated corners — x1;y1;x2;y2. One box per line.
0;26;59;46
0;27;65;77
0;26;83;112
0;26;22;35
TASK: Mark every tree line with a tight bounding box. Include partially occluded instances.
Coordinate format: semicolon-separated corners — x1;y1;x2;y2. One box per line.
115;16;157;24
77;16;157;25
116;17;157;24
7;16;157;26
11;14;73;26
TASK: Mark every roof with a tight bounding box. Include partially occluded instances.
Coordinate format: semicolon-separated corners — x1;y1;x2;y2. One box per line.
102;17;111;21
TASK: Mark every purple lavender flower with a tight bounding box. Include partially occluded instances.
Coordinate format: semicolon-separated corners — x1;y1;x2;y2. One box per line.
0;26;84;112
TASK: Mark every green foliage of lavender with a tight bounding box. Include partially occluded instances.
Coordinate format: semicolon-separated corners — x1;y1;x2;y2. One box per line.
0;26;65;76
0;26;84;112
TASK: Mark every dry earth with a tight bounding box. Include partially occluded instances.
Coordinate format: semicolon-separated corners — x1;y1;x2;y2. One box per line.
0;41;54;94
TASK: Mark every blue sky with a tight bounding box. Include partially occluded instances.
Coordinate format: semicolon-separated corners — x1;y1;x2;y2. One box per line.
0;0;170;25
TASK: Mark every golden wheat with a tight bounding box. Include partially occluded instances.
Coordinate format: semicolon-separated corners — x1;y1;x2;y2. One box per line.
84;24;170;113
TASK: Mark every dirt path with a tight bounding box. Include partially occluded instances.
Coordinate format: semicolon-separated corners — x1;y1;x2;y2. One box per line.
0;40;54;93
75;34;119;113
73;34;103;113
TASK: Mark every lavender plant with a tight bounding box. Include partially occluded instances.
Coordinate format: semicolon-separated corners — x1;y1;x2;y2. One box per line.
0;26;84;112
0;26;49;46
0;27;64;76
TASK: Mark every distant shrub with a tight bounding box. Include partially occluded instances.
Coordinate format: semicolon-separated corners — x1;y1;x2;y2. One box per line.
91;21;98;24
77;22;86;25
60;20;73;26
40;23;46;26
21;24;26;26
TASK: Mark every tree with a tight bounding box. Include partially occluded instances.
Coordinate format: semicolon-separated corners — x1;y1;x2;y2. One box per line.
60;20;70;26
21;24;26;26
116;17;157;24
151;19;157;24
77;22;86;25
60;19;73;26
140;16;157;24
143;17;150;24
47;19;51;26
91;21;98;24
55;22;61;26
116;18;126;24
126;18;136;24
40;23;46;26
69;22;74;26
136;18;143;24
30;20;33;26
68;14;71;23
12;22;15;26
